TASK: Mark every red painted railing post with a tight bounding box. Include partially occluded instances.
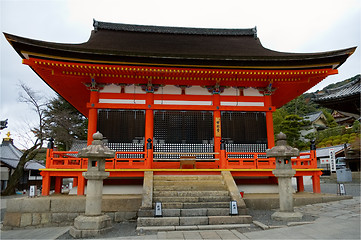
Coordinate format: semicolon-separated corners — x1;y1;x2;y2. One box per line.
310;140;317;168
220;139;227;169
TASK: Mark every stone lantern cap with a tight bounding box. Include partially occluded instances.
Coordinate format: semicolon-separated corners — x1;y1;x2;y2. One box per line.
266;132;299;157
78;132;115;159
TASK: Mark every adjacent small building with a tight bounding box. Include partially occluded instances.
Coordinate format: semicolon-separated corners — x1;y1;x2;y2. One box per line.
314;75;360;115
0;133;44;192
301;111;328;140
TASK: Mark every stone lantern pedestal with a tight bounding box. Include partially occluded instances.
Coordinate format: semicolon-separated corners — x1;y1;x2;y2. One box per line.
69;132;115;238
267;133;303;221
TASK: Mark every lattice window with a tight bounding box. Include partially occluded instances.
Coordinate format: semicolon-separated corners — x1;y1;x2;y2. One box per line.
97;110;145;143
154;143;214;159
221;111;267;144
154;110;213;144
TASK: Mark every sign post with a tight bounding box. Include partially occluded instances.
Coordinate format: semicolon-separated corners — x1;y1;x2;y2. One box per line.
329;149;336;172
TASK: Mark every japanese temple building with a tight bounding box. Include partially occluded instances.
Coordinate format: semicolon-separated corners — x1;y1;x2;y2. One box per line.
4;20;356;196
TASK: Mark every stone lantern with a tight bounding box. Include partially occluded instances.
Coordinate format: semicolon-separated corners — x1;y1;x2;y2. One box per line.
70;132;115;238
266;132;303;221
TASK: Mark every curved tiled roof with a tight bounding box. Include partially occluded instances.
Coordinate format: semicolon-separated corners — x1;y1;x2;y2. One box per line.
316;76;360;101
4;20;356;69
0;140;44;170
94;20;258;36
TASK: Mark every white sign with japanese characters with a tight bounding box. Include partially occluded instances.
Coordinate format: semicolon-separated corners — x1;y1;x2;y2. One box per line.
329;149;336;172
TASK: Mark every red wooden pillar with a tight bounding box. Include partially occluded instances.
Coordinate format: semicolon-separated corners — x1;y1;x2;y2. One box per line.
73;178;78;187
312;173;321;193
213;93;222;168
41;172;51;196
87;89;99;145
265;95;275;148
296;176;304;192
54;177;62;194
77;174;85;195
145;92;154;169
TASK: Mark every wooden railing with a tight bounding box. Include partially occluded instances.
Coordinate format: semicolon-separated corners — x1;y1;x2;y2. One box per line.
45;148;317;170
225;151;317;169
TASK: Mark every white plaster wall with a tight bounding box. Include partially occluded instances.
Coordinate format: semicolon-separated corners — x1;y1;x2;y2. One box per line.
243;87;263;96
154;85;181;95
186;86;211;95
100;84;121;93
125;85;145;94
221;87;238;96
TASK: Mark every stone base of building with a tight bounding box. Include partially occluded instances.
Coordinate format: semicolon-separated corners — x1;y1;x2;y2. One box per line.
69;214;112;238
271;211;303;221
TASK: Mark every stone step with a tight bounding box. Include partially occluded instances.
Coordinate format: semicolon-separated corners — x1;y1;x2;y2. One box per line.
153;175;222;181
153;190;229;197
153;185;227;191
156;201;231;209
138;208;248;217
153;195;231;203
137;215;252;227
136;223;251;232
153;180;224;186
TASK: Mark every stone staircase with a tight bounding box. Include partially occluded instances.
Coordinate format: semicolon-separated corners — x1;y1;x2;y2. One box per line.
137;173;252;231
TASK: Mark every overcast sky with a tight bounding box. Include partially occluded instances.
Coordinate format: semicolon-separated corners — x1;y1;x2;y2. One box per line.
0;0;360;148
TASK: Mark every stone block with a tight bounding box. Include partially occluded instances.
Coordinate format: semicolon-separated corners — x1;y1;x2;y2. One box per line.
3;212;22;227
179;216;208;226
181;208;207;217
243;198;279;210
32;213;41;225
105;212;115;221
114;211;137;222
50;197;85;213
294;197;322;206
68;213;79;222
52;213;69;223
137;217;179;227
102;196;142;212
207;208;229;216
199;196;231;202
208;215;252;225
73;215;112;230
69;227;82;238
20;213;32;227
141;171;153;209
6;198;24;212
40;213;51;225
183;202;228;209
22;198;51;212
222;171;246;208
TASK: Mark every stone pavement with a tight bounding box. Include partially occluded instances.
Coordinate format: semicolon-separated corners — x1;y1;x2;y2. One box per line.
0;197;360;239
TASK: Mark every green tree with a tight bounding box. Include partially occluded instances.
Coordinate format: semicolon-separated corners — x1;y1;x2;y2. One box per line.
280;115;310;147
281;95;318;116
44;95;88;151
352;120;360;133
273;108;287;135
321;109;337;128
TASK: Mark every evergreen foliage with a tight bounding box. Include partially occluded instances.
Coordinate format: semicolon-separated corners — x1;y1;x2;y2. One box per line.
43;95;88;151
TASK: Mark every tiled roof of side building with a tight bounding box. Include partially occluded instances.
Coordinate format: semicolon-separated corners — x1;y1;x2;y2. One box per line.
316;76;360;101
303;111;323;123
